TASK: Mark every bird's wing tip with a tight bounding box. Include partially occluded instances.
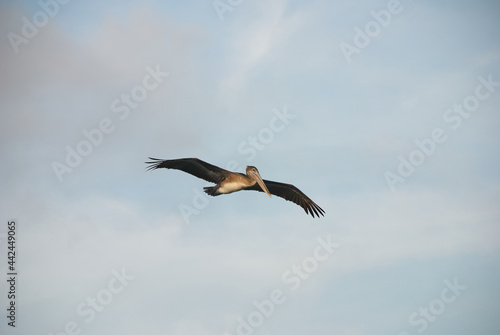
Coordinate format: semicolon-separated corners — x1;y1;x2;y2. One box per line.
145;157;164;171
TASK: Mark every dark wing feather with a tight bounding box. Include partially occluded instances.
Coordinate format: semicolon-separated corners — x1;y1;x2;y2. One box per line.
145;158;229;184
245;180;325;218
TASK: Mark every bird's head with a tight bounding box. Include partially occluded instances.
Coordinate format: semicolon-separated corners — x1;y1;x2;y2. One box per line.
246;166;271;197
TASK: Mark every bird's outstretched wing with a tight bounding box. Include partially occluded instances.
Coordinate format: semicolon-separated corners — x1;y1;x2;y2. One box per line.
245;180;325;218
145;158;229;184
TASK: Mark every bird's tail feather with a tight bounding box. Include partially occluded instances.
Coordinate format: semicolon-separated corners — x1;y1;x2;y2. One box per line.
203;186;220;196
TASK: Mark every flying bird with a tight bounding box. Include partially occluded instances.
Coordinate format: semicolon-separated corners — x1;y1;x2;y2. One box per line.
146;158;325;218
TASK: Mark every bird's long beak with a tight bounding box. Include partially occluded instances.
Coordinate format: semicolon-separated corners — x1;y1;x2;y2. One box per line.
253;171;272;198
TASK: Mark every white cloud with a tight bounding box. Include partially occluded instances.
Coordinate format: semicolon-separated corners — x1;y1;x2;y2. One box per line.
216;0;314;110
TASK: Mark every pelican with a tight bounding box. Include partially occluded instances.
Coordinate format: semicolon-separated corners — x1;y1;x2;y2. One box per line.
146;158;325;218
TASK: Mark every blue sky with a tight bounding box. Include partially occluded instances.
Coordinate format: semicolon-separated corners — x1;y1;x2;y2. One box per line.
1;0;499;334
